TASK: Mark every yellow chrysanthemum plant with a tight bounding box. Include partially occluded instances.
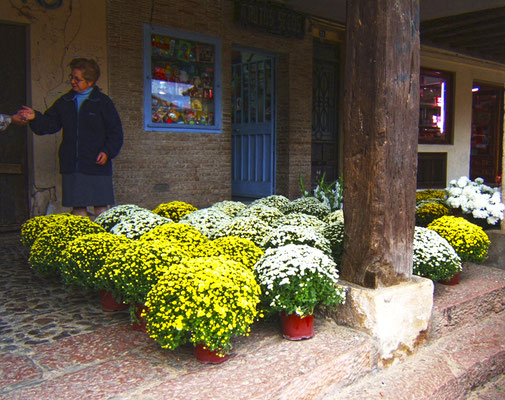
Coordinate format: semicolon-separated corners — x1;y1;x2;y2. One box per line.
139;222;209;257
152;201;198;222
94;239;189;307
198;236;264;270
427;216;490;263
27;215;106;277
415;202;450;227
144;257;262;357
416;189;446;203
59;232;132;289
20;213;74;249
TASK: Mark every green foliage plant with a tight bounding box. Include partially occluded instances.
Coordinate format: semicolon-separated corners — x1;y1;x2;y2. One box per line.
427;216;490;263
300;172;343;211
152;201;197;222
413;227;462;282
255;244;346;317
144;257;262;356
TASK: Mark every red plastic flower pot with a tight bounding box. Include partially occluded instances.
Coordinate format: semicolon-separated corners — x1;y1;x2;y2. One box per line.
132;303;148;331
280;311;314;340
99;290;129;312
439;271;461;285
194;343;229;364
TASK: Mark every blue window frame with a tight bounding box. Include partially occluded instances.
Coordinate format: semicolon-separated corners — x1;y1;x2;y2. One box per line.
143;24;222;133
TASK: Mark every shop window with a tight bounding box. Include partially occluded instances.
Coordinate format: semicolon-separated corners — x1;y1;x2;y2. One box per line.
419;68;453;144
417;152;447;189
143;24;222;133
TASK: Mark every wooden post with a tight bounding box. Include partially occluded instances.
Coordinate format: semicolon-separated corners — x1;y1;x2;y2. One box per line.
342;0;420;288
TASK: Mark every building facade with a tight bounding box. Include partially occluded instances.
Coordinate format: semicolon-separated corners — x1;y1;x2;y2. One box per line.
0;0;504;228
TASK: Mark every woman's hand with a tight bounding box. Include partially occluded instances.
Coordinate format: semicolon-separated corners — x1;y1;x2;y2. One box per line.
96;152;108;165
18;106;35;121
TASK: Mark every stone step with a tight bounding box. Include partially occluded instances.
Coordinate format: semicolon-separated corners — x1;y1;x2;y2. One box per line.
431;263;505;339
0;317;380;400
319;309;505;400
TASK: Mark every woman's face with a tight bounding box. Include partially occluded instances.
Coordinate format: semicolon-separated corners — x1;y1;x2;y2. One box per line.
70;68;94;93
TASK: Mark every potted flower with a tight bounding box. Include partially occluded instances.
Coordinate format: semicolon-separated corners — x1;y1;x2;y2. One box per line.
179;208;232;238
94;204;152;231
427;216;490;264
109;210;172;240
210;200;247;217
255;244;346;340
59;232;132;311
212;215;273;247
144;257;262;363
139;222;209;257
20;213;74;249
152;201;197;222
445;176;504;227
413;226;463;284
285;197;331;220
236;204;285;226
415;202;450;227
94;239;189;329
198;236;264;270
249;194;291;214
27;215;105;277
261;224;333;257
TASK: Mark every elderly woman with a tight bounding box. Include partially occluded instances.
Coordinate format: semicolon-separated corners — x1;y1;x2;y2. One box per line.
20;58;123;218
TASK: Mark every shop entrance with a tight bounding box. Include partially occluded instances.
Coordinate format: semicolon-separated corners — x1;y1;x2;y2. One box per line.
0;23;29;231
231;49;275;199
470;82;504;185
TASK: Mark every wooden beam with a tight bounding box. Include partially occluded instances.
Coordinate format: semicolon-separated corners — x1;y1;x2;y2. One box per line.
342;0;419;288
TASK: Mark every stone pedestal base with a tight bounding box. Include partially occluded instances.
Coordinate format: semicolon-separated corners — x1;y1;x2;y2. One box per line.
321;276;434;366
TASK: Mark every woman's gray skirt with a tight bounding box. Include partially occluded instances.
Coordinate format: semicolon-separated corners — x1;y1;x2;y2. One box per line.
62;173;115;207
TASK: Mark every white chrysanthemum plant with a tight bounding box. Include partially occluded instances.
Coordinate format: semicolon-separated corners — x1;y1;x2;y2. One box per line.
261;224;333;256
179;208;232;238
254;244;346;318
109;211;172;240
212;216;273;247
445;176;504;225
413;227;462;282
94;204;152;231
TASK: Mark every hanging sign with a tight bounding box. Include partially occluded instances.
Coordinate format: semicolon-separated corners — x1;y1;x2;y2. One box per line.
233;0;305;39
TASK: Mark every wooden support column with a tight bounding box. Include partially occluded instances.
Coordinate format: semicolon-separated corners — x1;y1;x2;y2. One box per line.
342;0;420;288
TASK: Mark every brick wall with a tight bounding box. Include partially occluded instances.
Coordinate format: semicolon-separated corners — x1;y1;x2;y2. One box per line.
108;0;312;209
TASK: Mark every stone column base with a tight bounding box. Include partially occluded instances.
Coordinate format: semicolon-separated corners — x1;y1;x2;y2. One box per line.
320;276;434;367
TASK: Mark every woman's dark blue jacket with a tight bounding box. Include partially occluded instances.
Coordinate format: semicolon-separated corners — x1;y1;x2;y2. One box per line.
29;86;123;176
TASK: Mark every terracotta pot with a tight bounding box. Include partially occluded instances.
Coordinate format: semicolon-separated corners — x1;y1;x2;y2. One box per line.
99;290;128;312
280;311;314;340
132;303;148;331
439;271;461;285
194;343;229;364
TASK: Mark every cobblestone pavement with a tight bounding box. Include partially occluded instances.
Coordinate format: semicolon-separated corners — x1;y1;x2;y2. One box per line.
0;233;130;355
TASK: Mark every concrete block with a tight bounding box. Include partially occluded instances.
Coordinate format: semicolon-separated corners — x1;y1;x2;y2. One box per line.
326;276;434;365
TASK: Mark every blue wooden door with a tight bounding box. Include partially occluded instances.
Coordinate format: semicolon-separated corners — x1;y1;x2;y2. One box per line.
232;51;275;198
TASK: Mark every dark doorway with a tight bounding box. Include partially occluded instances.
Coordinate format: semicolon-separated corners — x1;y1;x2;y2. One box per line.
312;39;340;189
0;23;29;231
470;82;504;185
